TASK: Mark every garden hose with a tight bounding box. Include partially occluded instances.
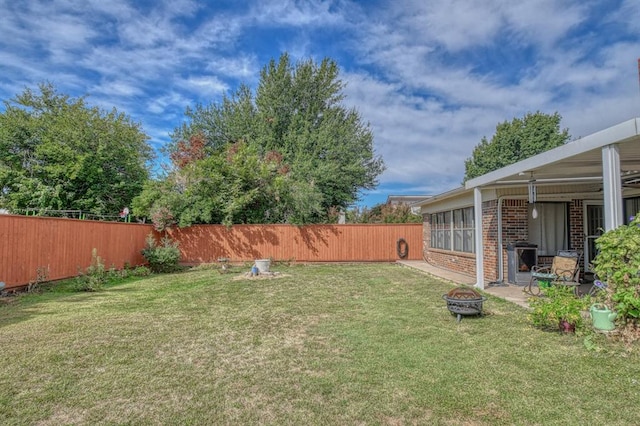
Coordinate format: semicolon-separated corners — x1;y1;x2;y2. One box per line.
397;238;409;259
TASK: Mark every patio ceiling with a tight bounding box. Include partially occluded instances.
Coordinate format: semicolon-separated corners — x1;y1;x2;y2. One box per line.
465;118;640;189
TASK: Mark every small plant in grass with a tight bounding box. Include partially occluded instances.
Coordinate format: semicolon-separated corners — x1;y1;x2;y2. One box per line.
27;266;49;293
76;248;107;292
107;263;121;279
529;285;591;332
130;265;152;277
141;234;181;273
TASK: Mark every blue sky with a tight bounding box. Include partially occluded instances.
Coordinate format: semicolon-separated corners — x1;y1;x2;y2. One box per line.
1;0;639;207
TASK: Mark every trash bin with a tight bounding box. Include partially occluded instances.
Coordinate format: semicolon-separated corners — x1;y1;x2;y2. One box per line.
507;242;537;285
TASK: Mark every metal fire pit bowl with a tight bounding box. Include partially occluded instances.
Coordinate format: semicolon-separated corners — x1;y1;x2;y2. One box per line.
442;287;487;322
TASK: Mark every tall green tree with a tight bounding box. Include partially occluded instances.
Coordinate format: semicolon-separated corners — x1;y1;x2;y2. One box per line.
146;53;384;225
0;83;152;215
133;141;323;227
463;111;570;182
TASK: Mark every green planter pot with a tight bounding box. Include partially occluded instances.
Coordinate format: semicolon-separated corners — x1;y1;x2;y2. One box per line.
590;303;617;331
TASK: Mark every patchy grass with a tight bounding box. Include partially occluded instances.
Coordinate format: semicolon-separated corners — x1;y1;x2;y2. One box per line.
1;264;639;425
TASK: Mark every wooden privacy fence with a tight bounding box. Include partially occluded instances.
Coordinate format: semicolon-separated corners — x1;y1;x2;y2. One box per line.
0;216;423;290
166;223;423;264
0;215;152;290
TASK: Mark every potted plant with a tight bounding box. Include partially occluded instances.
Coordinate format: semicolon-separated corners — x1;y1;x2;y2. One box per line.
529;285;592;333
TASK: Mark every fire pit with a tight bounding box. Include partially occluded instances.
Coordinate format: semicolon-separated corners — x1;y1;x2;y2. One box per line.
442;286;487;322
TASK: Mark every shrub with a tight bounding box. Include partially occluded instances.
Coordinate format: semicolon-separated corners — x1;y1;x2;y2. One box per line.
141;234;181;273
529;285;591;332
130;265;152;277
592;215;640;340
76;248;107;292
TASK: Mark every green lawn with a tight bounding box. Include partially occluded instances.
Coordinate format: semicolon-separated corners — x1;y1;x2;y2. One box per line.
1;264;639;425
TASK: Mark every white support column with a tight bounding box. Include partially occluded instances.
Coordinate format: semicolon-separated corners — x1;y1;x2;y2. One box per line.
602;144;623;231
474;187;484;290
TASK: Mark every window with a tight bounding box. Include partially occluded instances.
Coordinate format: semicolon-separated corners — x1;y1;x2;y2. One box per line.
431;211;451;250
527;203;568;256
624;197;640;224
431;207;474;253
453;207;474;252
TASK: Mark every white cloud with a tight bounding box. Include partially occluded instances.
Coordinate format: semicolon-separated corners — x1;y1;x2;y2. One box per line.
405;0;505;51
206;55;259;80
611;0;640;32
1;0;639;204
146;92;192;115
501;0;586;48
249;0;346;27
89;80;144;98
178;76;229;98
344;72;500;187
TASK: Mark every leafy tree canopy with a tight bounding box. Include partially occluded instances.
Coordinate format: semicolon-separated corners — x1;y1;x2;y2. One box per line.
346;203;422;224
133;139;324;228
136;53;385;226
0;83;152;215
463;111;570;182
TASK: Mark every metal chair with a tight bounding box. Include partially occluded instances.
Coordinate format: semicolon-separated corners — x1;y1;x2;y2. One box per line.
526;250;582;296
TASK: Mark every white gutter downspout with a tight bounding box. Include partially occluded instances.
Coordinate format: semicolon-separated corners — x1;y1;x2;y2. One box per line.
474;187;484;289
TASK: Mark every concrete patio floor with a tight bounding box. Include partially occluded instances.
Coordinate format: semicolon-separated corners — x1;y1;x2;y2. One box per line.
397;260;596;309
397;260;531;309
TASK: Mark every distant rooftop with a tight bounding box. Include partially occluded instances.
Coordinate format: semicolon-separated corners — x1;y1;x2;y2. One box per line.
386;195;432;205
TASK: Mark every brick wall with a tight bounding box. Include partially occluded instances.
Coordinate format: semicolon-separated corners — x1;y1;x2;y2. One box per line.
422;200;498;280
423;198;587;283
482;200;498;282
570;199;585;276
500;199;529;279
422;213;476;277
570;199;584;253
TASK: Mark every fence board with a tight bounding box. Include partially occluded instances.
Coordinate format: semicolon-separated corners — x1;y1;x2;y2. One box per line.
1;216;423;290
166;224;423;264
0;215;152;290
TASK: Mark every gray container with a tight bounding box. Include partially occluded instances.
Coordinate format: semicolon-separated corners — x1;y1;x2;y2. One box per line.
254;259;271;273
506;242;537;285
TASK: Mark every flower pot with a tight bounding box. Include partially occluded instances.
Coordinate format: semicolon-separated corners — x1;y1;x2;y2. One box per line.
590;303;617;331
559;319;576;333
254;259;271;274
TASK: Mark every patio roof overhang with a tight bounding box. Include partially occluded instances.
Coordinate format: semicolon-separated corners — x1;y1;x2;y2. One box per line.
465;118;640;190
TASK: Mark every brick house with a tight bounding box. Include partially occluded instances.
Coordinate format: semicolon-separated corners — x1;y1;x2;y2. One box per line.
415;118;640;289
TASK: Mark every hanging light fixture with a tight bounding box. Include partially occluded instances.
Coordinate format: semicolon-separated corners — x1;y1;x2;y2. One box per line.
528;172;538;219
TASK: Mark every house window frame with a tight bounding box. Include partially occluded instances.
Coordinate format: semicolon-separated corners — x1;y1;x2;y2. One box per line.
430;207;475;253
624;196;640;224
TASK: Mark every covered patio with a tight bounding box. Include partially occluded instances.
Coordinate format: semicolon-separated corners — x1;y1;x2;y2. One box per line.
418;118;640;292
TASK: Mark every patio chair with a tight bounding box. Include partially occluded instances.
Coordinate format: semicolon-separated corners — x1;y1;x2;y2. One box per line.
526;250;582;296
